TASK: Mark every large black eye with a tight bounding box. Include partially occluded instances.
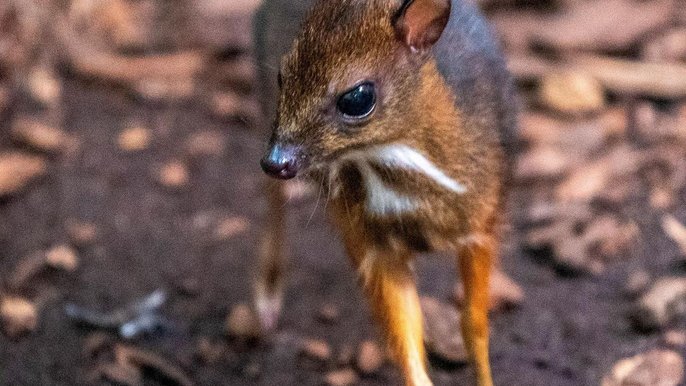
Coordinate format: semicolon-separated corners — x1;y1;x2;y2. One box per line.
337;82;376;120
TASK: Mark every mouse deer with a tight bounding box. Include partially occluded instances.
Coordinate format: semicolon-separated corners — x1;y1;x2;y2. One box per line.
253;0;517;385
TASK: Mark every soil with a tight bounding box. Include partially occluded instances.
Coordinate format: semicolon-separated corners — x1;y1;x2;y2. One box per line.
0;71;684;386
0;0;686;386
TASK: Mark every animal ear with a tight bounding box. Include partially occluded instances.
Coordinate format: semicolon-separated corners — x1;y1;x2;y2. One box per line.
393;0;450;52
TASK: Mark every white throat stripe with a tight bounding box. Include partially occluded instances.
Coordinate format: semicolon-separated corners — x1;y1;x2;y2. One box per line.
374;145;466;193
357;160;418;216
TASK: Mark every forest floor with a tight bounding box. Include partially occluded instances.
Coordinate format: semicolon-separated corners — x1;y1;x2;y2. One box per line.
1;1;685;385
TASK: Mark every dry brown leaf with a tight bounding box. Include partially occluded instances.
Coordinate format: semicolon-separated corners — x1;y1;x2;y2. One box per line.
115;344;194;386
520;108;626;153
324;368;359;386
533;0;676;52
515;146;572;180
420;296;467;364
300;338;332;362
185;131;226;157
186;0;260;52
602;349;684;386
538;70;606;115
12;118;71;153
556;145;644;202
98;362;142;386
0;152;47;196
662;215;686;256
118;126;151;152
454;268;524;311
157;161;189;189
0;85;9;113
26;66;61;106
214;216;250;240
1;296;38;338
642;27;686;63
65;219;98;245
356;340;385;375
507;53;555;82
633;277;686;330
572;55;686;99
45;244;79;272
225;303;260;340
525;205;638;275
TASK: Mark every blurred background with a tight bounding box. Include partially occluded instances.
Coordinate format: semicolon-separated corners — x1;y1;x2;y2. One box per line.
0;0;685;385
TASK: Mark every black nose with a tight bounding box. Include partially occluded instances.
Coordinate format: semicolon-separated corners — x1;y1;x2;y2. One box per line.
260;144;301;179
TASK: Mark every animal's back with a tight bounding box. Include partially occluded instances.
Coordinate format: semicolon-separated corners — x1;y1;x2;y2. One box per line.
434;0;518;165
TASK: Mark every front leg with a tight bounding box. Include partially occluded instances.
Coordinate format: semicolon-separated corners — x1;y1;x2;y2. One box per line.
458;234;495;386
253;179;287;332
343;233;432;386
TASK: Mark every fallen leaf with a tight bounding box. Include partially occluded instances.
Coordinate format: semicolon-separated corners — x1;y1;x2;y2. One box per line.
662;215;686;257
602;349;684;386
1;296;38;338
0;152;47;196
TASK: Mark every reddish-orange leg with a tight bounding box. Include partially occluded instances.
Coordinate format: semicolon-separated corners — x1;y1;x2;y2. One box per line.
458;234;495;386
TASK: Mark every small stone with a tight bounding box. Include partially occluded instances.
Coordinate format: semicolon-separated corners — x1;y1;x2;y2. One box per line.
157;161;189;188
45;244;79;272
300;338;332;362
12;118;71;153
317;303;340;324
1;296;38;338
324;368;359;386
632;277;686;331
226;303;260;340
539;70;606;115
0;152;47;196
65;219;98;245
356;340;384;375
118;126;151;152
601;349;684;386
420;297;468;364
664;329;686;347
214;216;250;240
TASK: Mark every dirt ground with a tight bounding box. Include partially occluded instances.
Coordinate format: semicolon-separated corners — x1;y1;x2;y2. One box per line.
1;1;686;385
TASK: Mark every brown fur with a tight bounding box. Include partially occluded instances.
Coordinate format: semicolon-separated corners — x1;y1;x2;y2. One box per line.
254;0;515;385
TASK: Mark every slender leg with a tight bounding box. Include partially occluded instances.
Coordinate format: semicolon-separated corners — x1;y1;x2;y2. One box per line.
253;179;287;332
458;235;495;386
343;235;432;386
